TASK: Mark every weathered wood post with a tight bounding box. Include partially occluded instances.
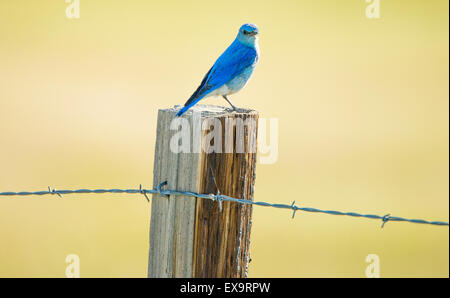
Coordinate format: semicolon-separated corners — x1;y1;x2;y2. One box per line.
148;104;258;278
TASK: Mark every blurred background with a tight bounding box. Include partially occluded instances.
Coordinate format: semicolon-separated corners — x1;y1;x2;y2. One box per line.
0;0;448;277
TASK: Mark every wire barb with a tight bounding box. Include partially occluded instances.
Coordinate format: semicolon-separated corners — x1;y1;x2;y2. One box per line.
48;186;61;198
139;184;149;202
291;201;297;219
381;214;391;228
216;191;222;212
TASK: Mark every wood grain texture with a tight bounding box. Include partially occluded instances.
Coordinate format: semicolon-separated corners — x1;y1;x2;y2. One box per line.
148;105;258;278
148;108;200;278
194;111;258;278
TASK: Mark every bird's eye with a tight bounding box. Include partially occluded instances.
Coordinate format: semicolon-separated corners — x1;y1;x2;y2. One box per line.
243;30;248;34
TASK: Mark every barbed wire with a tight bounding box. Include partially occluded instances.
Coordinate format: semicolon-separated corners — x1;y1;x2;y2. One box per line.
0;181;448;228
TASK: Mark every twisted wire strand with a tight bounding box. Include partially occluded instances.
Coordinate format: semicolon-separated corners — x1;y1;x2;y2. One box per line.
0;183;448;227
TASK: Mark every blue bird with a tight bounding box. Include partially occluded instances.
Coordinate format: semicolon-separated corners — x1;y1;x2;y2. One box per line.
176;23;260;117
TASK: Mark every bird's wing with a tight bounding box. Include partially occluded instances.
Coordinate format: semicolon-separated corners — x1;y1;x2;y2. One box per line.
183;41;257;107
206;42;257;88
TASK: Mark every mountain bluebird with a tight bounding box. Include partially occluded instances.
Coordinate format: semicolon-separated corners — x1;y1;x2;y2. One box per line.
176;23;260;117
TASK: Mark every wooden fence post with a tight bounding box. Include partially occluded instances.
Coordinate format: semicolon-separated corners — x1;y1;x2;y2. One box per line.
148;104;258;278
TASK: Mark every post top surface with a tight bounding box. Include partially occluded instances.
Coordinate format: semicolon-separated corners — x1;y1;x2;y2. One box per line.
162;105;258;118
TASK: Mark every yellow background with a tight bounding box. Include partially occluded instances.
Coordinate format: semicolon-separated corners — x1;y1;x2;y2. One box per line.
0;0;448;277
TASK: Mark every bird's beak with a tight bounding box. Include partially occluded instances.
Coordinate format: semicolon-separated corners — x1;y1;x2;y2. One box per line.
248;31;258;36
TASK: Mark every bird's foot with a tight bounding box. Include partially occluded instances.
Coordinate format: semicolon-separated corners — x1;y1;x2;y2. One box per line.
226;106;246;113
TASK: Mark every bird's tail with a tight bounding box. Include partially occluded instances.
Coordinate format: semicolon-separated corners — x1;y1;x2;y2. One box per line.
175;105;191;117
175;95;205;117
176;75;213;117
